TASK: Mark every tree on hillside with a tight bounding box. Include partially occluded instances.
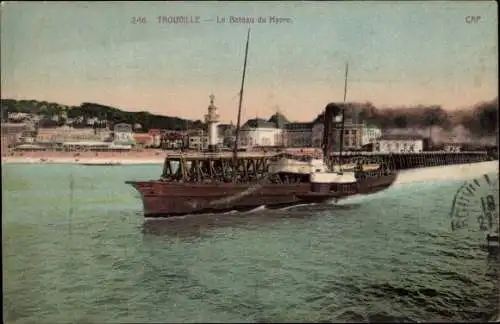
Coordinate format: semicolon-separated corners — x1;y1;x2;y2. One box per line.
393;115;408;128
191;120;205;130
422;106;449;128
473;97;498;136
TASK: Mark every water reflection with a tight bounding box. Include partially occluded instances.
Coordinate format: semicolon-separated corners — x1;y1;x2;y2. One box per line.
141;203;362;239
485;252;500;322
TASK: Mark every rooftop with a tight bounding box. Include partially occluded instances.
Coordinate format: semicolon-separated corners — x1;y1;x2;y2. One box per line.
284;122;313;130
268;112;289;128
242;118;277;129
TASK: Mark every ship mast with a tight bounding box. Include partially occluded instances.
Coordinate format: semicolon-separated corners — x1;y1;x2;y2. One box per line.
232;28;251;160
338;62;349;172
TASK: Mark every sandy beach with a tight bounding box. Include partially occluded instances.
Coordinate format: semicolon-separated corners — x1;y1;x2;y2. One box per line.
1;150;166;165
1;148;296;165
2;156;165;165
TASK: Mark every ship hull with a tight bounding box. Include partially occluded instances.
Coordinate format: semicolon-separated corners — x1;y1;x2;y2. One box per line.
127;172;398;217
296;173;398;202
126;182;313;217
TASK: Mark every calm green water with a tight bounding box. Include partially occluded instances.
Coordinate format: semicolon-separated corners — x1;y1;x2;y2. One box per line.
2;164;499;323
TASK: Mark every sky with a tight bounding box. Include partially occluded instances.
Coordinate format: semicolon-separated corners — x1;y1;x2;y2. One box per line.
1;1;498;123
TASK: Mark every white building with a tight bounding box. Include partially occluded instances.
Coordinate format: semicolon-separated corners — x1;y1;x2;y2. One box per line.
188;135;208;150
113;123;135;145
361;124;382;146
239;118;282;147
285;122;313;147
8;112;30;122
238;112;314;148
372;134;424;153
187;129;208;151
36;126;110;143
234;105;381;150
161;131;186;149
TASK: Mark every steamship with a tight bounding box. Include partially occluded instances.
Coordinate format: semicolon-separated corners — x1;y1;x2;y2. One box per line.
126;29;398;217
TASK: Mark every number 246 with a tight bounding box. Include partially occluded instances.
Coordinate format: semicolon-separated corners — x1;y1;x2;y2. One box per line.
131;16;147;24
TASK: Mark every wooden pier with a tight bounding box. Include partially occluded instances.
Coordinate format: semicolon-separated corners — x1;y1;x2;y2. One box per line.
160;150;497;183
328;151;495;171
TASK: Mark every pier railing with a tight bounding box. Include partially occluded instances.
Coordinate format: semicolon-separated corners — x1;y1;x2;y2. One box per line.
327;151;495;171
328;151;489;155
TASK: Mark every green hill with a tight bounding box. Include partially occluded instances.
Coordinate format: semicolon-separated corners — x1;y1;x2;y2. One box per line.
0;99;204;131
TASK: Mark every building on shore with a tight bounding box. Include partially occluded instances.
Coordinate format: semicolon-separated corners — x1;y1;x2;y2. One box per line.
12;141;132;152
1;122;32;135
233;105;381;151
237;111;314;149
361;124;383;147
238;118;282;148
60;141;132;152
217;123;236;148
113;123;135;145
35;126;111;143
148;129;162;148
161;131;186;149
1;123;31;153
366;134;425;153
310;112;382;151
183;97;384;151
283;123;313;148
187;129;208;151
133;133;154;148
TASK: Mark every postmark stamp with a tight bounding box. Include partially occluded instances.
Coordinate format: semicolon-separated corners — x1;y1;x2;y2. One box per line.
449;173;499;233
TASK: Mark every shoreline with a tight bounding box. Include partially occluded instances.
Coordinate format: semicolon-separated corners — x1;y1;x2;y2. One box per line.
1;156;165;165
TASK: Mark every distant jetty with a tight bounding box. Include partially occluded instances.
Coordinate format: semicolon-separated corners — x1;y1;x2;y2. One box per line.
329;150;496;171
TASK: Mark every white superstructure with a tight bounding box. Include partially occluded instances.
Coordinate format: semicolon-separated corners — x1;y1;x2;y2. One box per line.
204;94;220;151
310;171;357;184
267;155;357;184
268;156;327;174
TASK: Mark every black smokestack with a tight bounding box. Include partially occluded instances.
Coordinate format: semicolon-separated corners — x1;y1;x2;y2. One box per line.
322;102;345;165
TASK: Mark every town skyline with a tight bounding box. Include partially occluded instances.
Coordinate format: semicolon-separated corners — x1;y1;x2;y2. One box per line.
1;2;498;122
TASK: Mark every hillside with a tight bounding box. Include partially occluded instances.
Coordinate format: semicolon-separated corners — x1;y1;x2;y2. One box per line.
1;97;498;137
0;99;204;131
